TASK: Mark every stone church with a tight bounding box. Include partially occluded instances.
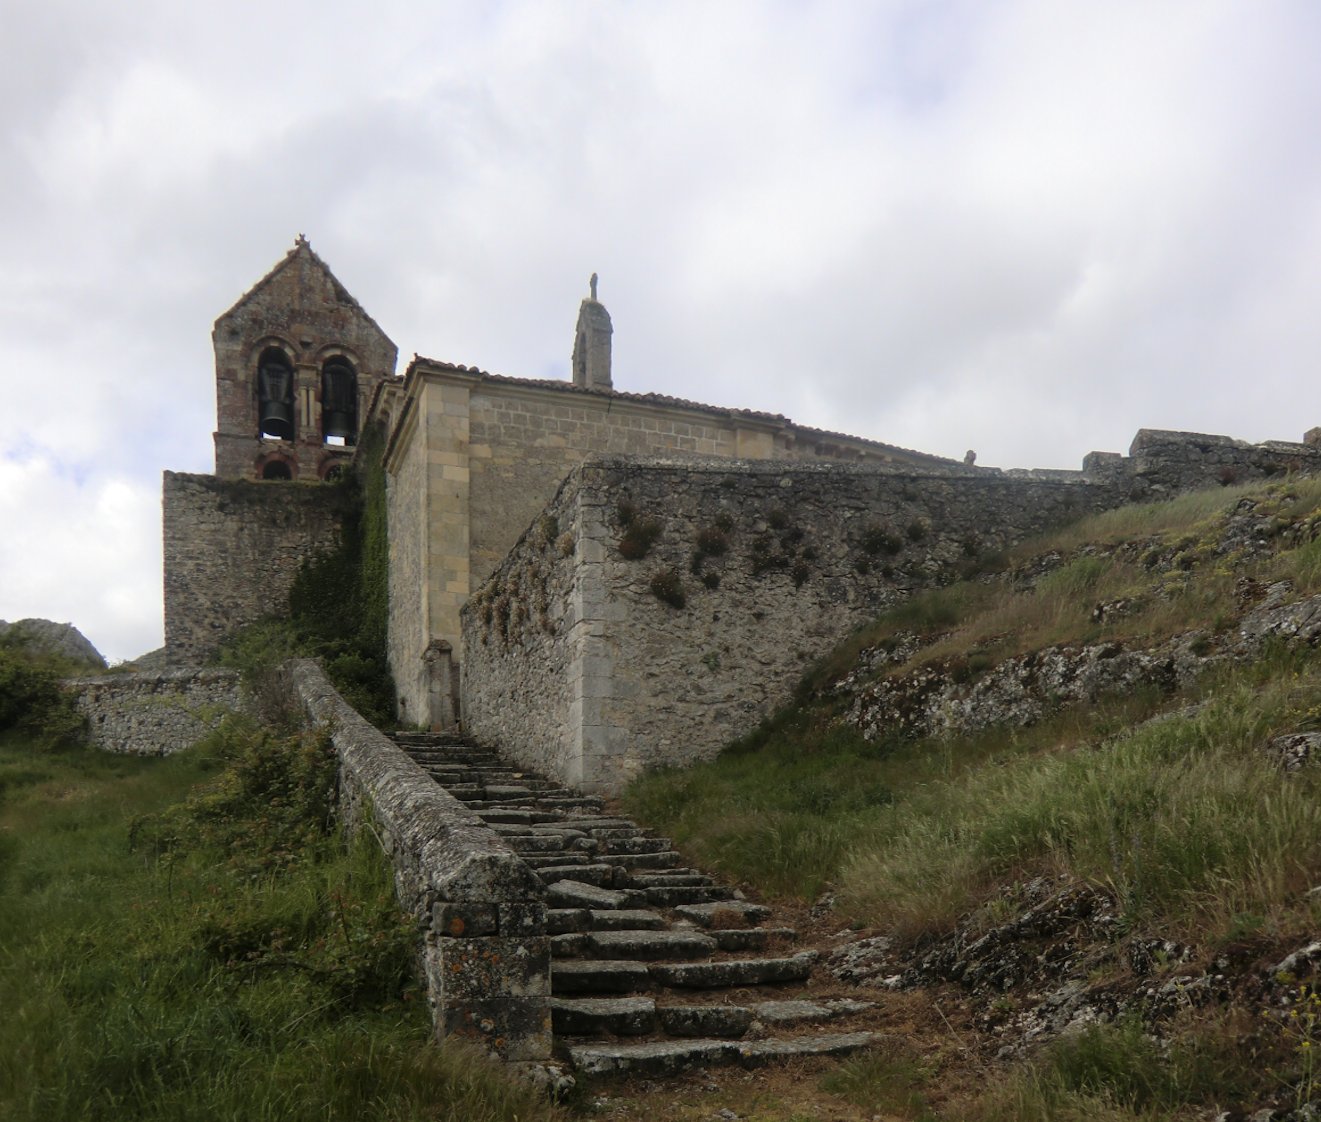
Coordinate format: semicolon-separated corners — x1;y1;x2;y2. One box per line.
164;239;958;722
158;239;1321;790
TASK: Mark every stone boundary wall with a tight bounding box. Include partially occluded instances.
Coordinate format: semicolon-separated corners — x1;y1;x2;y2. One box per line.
1095;429;1321;496
67;668;246;755
462;456;1124;793
163;472;351;664
282;659;550;1060
461;473;588;782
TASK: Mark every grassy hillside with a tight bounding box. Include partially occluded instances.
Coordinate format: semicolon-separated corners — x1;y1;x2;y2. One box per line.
622;477;1321;1119
0;715;564;1122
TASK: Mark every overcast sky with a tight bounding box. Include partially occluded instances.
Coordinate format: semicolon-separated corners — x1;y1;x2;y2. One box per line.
3;1;1319;663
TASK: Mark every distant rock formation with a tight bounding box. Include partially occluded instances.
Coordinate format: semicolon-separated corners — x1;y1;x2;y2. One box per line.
0;618;107;669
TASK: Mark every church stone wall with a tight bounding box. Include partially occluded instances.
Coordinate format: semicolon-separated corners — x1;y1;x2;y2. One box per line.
385;364;957;719
385;401;430;724
462;456;1121;793
162;472;350;664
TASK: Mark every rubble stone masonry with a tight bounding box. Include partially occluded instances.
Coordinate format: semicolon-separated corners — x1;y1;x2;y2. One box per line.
162;472;350;663
461;456;1122;793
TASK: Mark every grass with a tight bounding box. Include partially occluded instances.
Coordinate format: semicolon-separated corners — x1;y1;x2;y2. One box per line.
957;1009;1279;1122
0;724;564;1122
839;647;1321;939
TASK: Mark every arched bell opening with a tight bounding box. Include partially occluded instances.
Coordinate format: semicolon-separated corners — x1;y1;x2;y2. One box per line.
321;357;358;447
319;458;348;482
256;347;296;441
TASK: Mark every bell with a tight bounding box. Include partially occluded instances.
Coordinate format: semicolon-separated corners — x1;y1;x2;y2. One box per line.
259;399;295;440
322;408;355;442
321;362;357;443
257;360;295;440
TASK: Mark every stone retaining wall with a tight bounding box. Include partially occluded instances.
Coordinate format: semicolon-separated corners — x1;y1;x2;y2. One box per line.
282;659;550;1060
462;456;1122;793
163;472;351;664
67;668;245;755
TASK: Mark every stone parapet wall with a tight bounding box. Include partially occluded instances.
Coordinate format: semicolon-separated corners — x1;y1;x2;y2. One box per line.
463;456;1121;793
163;472;350;663
282;659;550;1060
1116;429;1321;495
67;668;246;755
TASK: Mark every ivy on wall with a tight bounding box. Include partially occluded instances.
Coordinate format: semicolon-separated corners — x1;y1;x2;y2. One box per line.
219;423;396;727
287;423;396;726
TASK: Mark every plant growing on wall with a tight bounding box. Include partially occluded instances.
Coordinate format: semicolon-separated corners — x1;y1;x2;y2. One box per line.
650;567;687;609
276;421;397;726
619;516;662;560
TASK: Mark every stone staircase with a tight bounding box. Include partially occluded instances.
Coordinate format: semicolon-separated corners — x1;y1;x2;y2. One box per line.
393;732;878;1077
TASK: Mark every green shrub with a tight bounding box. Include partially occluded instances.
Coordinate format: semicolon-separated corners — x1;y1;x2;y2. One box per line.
0;649;85;749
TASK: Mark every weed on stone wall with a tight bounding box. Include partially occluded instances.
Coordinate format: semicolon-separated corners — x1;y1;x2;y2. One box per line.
649;567;687;609
618;510;662;560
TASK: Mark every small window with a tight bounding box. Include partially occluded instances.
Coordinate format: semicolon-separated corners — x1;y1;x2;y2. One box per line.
321;358;358;446
257;348;295;440
262;460;292;481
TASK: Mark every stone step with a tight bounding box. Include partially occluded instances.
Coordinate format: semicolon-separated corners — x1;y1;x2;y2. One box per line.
547;908;669;935
535;797;607;812
547;880;648;910
552;960;651;995
627;872;714;888
649;954;814;990
596;851;682;870
536;863;617;887
551;996;656;1036
601;836;671;855
474;808;551;825
657;1004;754;1039
499;834;568;853
554;817;635;833
583;929;718;961
392;732;472;747
753;999;877;1027
711;927;798;953
642;885;736;907
550;932;592;958
673;901;773;929
587;909;669;931
484;784;541;800
520;853;592;870
548;908;592;935
567;1033;877;1077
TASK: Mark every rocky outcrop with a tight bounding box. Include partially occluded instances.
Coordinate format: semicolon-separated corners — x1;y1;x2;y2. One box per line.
0;618;106;668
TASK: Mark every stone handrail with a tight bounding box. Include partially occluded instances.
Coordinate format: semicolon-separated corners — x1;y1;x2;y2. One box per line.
282;659;550;1060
